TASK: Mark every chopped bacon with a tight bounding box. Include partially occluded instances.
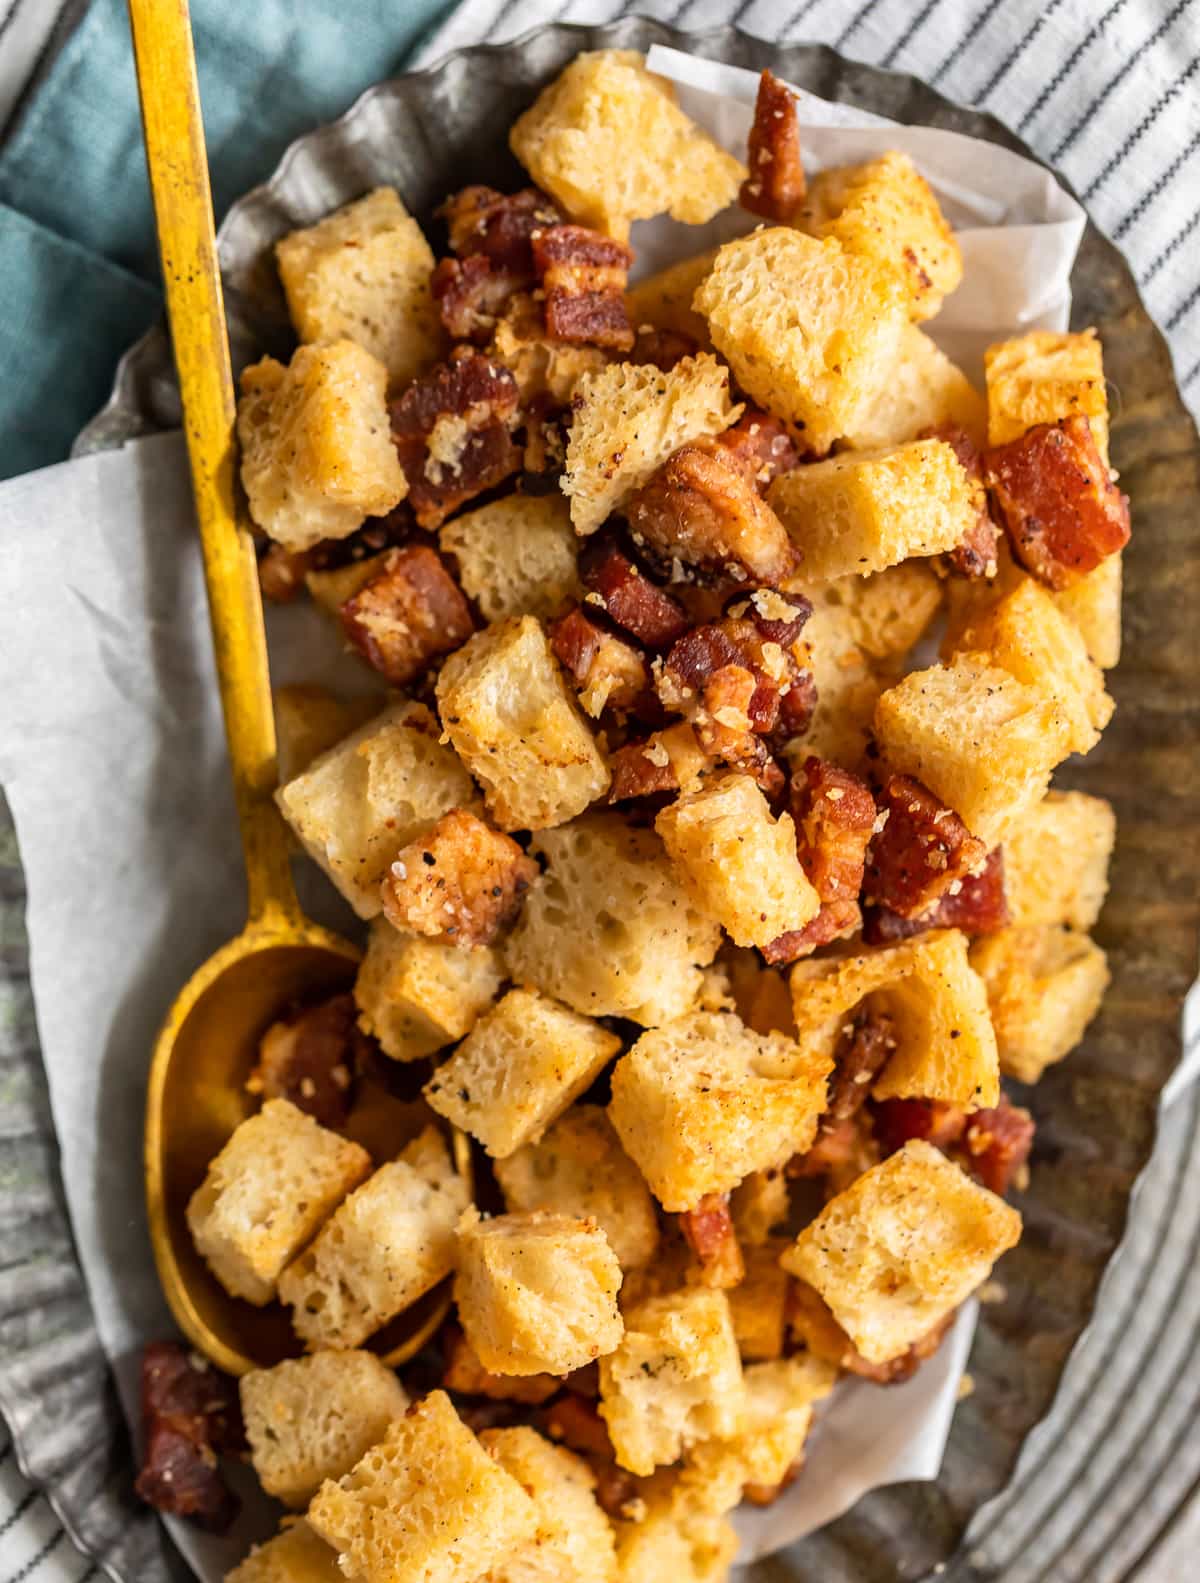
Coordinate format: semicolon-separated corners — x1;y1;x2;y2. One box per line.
539;1394;615;1460
440;185;562;271
578;534;690;649
716;408;800;489
258;541;310;603
134;1342;243;1532
959;1096;1035;1196
631;327;700;371
248;991;360;1129
864;775;987;920
740;70;806;222
522;392;569;475
762;897;863;965
442;1326;560;1403
593;1463;642;1520
871;1097;968;1156
787;1281;951;1385
549;605;650;717
381;808;538;948
339;544;475;687
791;757;877;903
390;352;521;530
745;1465;803;1506
432;254;520;343
864;846;1008;944
828;1007;897;1122
608;738;683;803
532;224;635;351
922;424;1000;579
984;415;1130;589
306;505;415;572
787;1114;867;1181
679;1193;746;1289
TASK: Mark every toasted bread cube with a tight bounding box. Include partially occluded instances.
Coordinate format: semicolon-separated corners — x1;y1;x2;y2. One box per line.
237;341;405;552
354;919;501;1062
612;1473;738;1583
694;230;906;456
279;1127;468;1349
455;1210;624;1375
799;152;962;321
599;1288;744;1475
241;1351;409;1508
1055;552;1122;669
625;249;718;346
506;814;721;1025
791;594;887;768
1004;790;1115;931
495;1105;659;1270
730;1163;792;1242
842;323;986;450
874;655;1073;846
425;989;621;1158
273;685;379;784
480;1427;617;1583
436;616;609;831
563;354;740;536
276;700;476;918
971;924;1109;1083
440;493;581;623
781;1139;1021;1363
186;1099;369;1306
509;50;744;242
608;1010;832;1212
304;551;387;617
726;1239;791;1361
488;294;610;407
308;1390;538;1583
808;560;944;663
655;774;820;950
275;188;441;386
225;1521;341;1583
985;328;1109;462
768;437;976;580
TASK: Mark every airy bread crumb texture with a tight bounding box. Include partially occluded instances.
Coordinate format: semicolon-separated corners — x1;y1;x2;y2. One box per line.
624;249;719;346
971;924;1110;1084
840;322;986;450
985;327;1109;462
611;1470;739;1583
1003;789;1115;932
354;918;502;1063
479;1425;618;1583
440;493;581;624
224;1520;341;1583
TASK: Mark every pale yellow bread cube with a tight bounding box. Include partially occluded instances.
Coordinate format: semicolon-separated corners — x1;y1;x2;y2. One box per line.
240;1351;409;1508
509;50;744;242
781;1139;1022;1363
505;814;722;1026
841;322;986;450
563;354;740;535
768;437;976;580
495;1105;659;1271
273;685;379;784
790;594;888;767
1055;552;1123;669
599;1287;744;1475
1003;789;1115;931
789;931;999;1110
225;1521;340;1583
799;151;963;320
276;700;476;918
354;918;502;1063
480;1427;617;1583
279;1126;468;1349
440;493;580;624
186;1099;370;1306
693;229;906;456
275;188;441;386
611;1472;738;1583
655;773;820;950
489;294;610;406
425;988;621;1158
625;249;719;346
307;1390;538;1583
726;1238;791;1361
436;616;609;831
874;655;1074;846
730;1164;792;1245
802;560;944;663
971;924;1110;1084
454;1209;624;1375
304;551;388;617
237;340;405;552
985;327;1109;462
608;1010;832;1212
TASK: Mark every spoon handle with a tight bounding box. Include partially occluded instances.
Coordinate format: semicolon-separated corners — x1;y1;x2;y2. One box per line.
129;0;297;928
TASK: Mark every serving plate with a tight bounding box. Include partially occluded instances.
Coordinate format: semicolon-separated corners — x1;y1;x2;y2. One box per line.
2;17;1199;1583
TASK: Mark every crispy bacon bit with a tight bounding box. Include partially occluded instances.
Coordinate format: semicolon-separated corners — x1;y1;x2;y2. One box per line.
740;70;806;222
631;327;701;371
679;1193;746;1289
532;224;635;351
307;505;415;572
248;992;360;1129
829;1007;897;1122
792;757;877;902
258;542;310;603
762;897;863;965
787;1280;951;1385
787;1114;867;1181
871;1096;968;1156
432;254;519;343
442;1326;559;1403
339;544;475;687
579;534;690;649
984;415;1130;589
864;775;987;920
440;185;562;270
864;847;1009;944
134;1342;243;1532
593;1463;642;1520
539;1394;615;1460
716;408;800;489
390;352;521;529
960;1097;1035;1196
549;606;650;717
381;808;538;948
922;424;1001;579
522;392;569;474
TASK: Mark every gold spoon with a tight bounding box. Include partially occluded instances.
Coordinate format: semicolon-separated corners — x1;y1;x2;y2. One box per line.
130;0;463;1376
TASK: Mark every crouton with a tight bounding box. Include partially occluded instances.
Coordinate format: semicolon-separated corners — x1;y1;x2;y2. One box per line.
730;1164;792;1243
804;561;944;663
1055;551;1123;669
225;1521;341;1583
488;294;611;405
726;1239;791;1361
842;323;986;450
440;492;581;623
985;327;1109;463
338;545;475;689
381;809;538;948
354;919;501;1062
279;1127;468;1349
425;989;621;1158
611;1473;738;1583
241;1351;409;1508
237;341;405;552
275;188;441;386
304;551;387;617
436;616;610;831
509;51;744;242
479;1427;617;1583
971;924;1110;1083
455;1209;624;1375
186;1099;370;1306
1004;789;1115;931
780;1139;1021;1363
608;1010;832;1211
273;685;378;784
791;594;887;768
625;249;718;346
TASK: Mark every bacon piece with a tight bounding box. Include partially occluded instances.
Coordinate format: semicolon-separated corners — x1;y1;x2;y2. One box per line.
787;1280;951;1384
791;757;877;903
381;808;538;947
740;70;806;222
248;991;360;1129
442;1326;560;1404
532;224;635;351
631;327;700;371
578;534;690;649
306;505;415;572
549;606;650;717
608;739;682;803
679;1193;746;1289
716;408;800;489
745;1465;803;1506
593;1463;642;1520
871;1096;968;1155
984;415;1130;589
258;541;310;603
864;846;1008;944
762;897;862;965
828;1007;897;1122
390;352;521;530
864;775;987;920
339;544;475;687
539;1394;614;1460
134;1342;243;1532
921;425;1001;579
432;254;520;343
440;185;562;271
960;1096;1035;1196
787;1114;866;1181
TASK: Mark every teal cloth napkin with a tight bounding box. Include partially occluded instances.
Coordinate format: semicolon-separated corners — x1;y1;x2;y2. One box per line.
0;0;455;481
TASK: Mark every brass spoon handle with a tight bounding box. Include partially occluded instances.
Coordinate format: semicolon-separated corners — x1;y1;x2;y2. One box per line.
129;0;297;929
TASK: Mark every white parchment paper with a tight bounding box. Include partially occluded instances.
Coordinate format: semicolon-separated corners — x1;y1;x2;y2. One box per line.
0;54;1094;1581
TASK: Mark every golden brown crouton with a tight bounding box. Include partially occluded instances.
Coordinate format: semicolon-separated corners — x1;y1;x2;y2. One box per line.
625;249;719;347
842;322;986;451
273;684;378;784
971;924;1109;1083
440;492;581;623
1003;789;1115;931
726;1239;792;1361
224;1521;341;1583
354;918;502;1062
985;327;1109;462
479;1427;618;1583
381;809;539;948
